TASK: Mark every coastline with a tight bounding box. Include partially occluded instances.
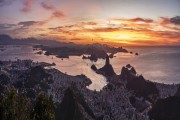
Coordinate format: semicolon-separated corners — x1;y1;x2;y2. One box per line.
1;58;180;120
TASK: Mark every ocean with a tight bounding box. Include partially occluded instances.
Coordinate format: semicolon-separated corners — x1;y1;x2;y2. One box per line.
0;45;180;90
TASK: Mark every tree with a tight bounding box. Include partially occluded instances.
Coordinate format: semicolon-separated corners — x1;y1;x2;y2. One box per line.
0;89;55;120
31;93;55;120
16;93;31;120
2;88;18;120
1;88;31;120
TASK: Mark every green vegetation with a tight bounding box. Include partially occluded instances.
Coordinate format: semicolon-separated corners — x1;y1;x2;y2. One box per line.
0;88;55;120
31;93;55;120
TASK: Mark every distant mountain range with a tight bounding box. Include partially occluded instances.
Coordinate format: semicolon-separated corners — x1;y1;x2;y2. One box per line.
0;34;76;47
0;34;128;60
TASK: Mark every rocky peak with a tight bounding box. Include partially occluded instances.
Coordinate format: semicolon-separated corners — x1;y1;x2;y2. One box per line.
105;54;110;65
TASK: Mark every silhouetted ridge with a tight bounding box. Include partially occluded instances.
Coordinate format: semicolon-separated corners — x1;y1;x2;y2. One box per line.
58;88;82;120
120;64;158;100
57;88;96;120
0;34;12;40
36;43;128;60
0;34;13;44
0;34;76;46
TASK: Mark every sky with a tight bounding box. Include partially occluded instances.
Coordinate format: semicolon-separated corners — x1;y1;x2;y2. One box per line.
0;0;180;46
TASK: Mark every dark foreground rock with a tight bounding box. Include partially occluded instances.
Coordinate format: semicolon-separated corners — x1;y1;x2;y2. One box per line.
120;65;159;101
1;59;180;120
0;74;10;85
91;64;97;71
56;88;96;120
23;66;52;90
57;88;84;120
149;86;180;120
175;86;180;96
149;96;180;120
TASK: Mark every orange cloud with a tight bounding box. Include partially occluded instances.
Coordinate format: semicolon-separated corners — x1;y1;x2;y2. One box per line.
6;16;180;46
48;20;180;46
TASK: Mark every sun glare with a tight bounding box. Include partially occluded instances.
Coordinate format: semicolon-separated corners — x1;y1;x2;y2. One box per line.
116;34;130;39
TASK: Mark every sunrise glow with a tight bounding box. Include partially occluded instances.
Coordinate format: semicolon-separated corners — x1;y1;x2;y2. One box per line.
0;0;180;46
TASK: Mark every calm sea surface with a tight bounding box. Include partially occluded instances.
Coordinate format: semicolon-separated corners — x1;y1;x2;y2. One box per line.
0;45;180;90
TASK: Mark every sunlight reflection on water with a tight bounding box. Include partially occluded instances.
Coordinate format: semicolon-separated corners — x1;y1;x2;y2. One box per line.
0;45;107;91
1;45;180;88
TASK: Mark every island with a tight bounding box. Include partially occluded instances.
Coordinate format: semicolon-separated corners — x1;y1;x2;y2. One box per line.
34;43;128;61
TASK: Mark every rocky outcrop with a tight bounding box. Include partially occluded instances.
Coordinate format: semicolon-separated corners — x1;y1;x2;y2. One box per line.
109;53;114;58
98;64;115;77
82;54;98;62
98;55;115;76
120;64;158;100
120;64;137;80
91;64;97;71
105;54;110;65
91;55;115;77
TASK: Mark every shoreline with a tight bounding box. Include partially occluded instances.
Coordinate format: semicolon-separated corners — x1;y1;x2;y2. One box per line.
1;59;180;119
